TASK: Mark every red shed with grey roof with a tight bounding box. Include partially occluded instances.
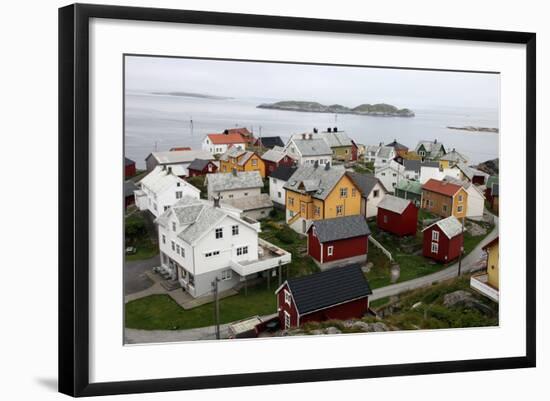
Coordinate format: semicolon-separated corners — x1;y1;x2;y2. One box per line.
376;194;418;236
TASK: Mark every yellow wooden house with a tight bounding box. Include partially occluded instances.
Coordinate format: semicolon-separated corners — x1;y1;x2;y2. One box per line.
219;147;266;178
470;236;499;302
283;163;362;234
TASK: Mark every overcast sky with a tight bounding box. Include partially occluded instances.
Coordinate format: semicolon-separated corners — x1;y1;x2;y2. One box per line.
125;56;499;110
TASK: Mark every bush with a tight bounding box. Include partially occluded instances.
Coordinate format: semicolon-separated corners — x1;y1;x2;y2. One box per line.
275;227;298;244
125;218;146;239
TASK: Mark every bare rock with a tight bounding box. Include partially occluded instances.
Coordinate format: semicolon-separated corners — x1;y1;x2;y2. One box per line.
325;327;342;335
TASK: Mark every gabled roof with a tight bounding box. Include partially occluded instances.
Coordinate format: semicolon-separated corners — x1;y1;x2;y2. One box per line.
206;132;247;145
377;146;395;159
456;162;489;181
224;127;252;137
169;146;192;151
147;149;215;164
269;165;298;181
278;264;372;316
291;138;332;156
440;149;468;163
261;148;289;163
317;131;353;148
139;166;200;195
423;216;463;239
395;179;422;195
403;159;439;174
483;236;499;251
347;172;387;196
221;193;273;211
206;171;263;193
309;215;371;243
386;139;408;151
377;194;413;214
256;136;284;148
125;157;135;166
156;196;250;244
219;146;247;161
284;164;347;200
188;158;214;171
422;178;463;197
415;140;446;156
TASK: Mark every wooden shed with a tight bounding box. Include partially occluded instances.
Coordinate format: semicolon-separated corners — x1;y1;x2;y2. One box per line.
376;194;418;236
422;216;464;263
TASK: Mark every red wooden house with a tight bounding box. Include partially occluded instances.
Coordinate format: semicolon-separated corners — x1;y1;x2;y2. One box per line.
307;215;370;269
422;216;464;263
224;127;253;143
187;158;218;177
275;264;372;330
125;157;136;178
350;140;359;161
262;148;295;176
376;194;418;236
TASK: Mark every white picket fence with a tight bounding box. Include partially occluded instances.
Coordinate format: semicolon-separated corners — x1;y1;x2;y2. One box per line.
369;236;393;262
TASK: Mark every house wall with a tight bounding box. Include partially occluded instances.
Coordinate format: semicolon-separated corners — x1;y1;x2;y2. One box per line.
308;230;368;265
377;204;418;236
322;174;362;219
365;182;387;218
395;189;421;207
208;186;262;201
242;154;266;177
422;225;463;263
452;189;468;219
141;179;200;218
375;164;403;193
486;241;499;289
419;166;461;184
202;138;245;155
277;284;299;329
332;146;353;161
125;163;136;178
421;188;468;219
465;186;485;218
300;297;370;325
269;177;287;206
188;162;217;177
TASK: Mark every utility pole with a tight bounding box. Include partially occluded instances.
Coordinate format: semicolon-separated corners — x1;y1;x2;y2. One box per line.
190;118;194;136
212;278;220;339
457;216;465;277
259;125;263;153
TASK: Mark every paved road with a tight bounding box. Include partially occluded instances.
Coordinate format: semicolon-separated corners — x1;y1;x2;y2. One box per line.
124;255;159;295
370;214;499;301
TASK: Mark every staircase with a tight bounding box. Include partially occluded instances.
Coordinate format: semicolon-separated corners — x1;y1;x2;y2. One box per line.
160;279;181;292
287;212;301;226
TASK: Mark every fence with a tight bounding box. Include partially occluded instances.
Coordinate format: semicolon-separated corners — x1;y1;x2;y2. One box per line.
369;236;393;262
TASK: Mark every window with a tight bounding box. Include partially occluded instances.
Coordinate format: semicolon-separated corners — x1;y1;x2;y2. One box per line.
221;269;232;281
252;159;258;166
340;188;348;198
176;182;181;187
314;206;320;216
457;205;463;213
392;173;397;177
237;246;249;256
277;191;282;199
288;197;294;206
373;190;379;198
431;242;439;253
284;311;291;329
164;206;169;211
181;248;185;257
381;172;386;176
327;246;334;256
383;215;388;223
215;228;223;239
301;204;306;214
205;250;220;258
336;205;343;216
442;205;448;213
228;194;233;199
458;194;463;202
172;222;176;232
432;231;440;241
175;191;182;199
352;188;357;197
284;290;292;306
162;234;166;244
244;192;248;196
232;225;239;236
176;244;180;254
171;241;175;251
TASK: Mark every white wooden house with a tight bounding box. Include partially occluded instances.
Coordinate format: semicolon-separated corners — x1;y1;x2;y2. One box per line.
284;134;332;166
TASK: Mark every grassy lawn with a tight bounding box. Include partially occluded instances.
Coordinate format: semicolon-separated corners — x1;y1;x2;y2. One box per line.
369;296;390;309
351;162;373;174
125;210;159;262
126;284;277;330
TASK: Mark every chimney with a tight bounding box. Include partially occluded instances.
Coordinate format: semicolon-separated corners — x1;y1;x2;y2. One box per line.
167;166;172;174
379;142;383;147
302;133;306;140
314;160;319;168
327;127;332;133
324;162;331;170
224;129;229;135
308;133;313;140
313;127;318;133
213;194;221;208
333;127;338;132
434;139;438;144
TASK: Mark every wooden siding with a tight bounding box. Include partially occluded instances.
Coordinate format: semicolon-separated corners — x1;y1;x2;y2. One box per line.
377;203;418;236
307;229;368;264
421;187;468;219
422;225;463;263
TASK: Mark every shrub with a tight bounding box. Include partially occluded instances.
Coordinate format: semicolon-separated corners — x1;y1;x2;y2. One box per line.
275;227;298;244
125;218;146;239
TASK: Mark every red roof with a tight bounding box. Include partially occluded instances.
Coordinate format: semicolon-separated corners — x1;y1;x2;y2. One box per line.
225;127;251;137
169;147;192;151
207;132;247;145
422;179;462;197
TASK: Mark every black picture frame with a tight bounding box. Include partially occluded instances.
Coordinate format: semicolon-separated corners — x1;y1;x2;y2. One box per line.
59;3;536;397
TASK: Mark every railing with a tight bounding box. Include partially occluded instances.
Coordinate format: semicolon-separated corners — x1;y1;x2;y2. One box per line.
369;236;393;261
470;273;499;302
230;241;292;276
287;212;301;226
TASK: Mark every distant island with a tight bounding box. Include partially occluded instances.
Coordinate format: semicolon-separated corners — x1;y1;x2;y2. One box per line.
447;126;499;133
150;91;233;100
257;101;415;117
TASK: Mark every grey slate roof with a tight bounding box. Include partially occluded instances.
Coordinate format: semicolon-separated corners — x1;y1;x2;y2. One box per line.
124;181;137;197
283;164;346;200
222;193;273;211
415;140;446;156
261;148;288;163
309;215;371;243
219;146;247;161
377;146;394;159
424;216;463;239
269;165;297;181
125;157;135;166
292;138;332;156
347;172;386;196
318;131;353;148
282;264;372;315
395;179;422;195
456;162;489;181
403;159;439;173
377;194;412;214
206;171;263;193
386;140;408;151
147;149;215;164
188;158;213;171
440;149;468;163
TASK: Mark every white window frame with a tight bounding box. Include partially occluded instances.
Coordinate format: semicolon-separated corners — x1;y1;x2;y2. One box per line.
457;205;464;213
432;230;440;241
431;242;439;253
284;311;291;329
327;245;334;256
336;205;343;216
221;269;232;281
175;191;182;199
284;290;291;306
340;187;348;198
172;221;176;232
